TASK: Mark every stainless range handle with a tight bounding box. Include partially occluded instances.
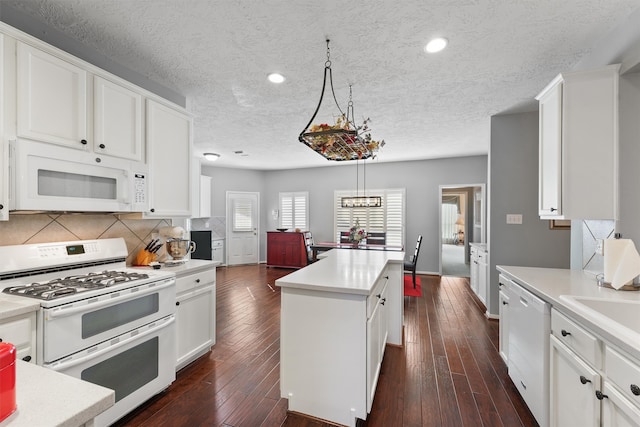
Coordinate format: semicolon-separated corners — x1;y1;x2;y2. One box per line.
46;278;175;319
47;315;175;371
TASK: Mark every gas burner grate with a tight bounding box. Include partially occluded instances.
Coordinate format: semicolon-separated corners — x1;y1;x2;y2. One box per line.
2;270;151;300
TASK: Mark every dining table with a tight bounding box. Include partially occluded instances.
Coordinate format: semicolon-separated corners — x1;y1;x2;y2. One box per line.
310;242;404;262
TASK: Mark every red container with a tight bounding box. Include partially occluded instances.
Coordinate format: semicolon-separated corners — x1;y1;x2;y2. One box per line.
0;342;17;422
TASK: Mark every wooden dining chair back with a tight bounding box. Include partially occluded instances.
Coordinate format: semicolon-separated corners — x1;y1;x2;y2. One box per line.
366;232;386;245
339;231;351;243
404;235;423;288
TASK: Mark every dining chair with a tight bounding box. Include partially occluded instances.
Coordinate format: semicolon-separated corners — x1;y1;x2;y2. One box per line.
366;232;386;245
404;235;422;288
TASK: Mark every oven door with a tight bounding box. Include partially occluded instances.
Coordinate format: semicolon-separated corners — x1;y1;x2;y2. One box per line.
42;277;175;363
45;314;176;427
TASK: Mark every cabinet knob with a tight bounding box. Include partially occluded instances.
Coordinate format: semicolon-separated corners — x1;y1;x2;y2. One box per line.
150;208;155;213
99;143;106;149
95;157;102;163
561;329;571;337
80;139;88;145
22;355;32;362
502;301;508;305
579;375;591;385
595;390;608;400
384;275;389;280
381;298;386;305
176;301;180;306
0;204;3;210
196;279;200;283
0;338;2;342
376;293;381;299
631;384;640;396
550;207;557;212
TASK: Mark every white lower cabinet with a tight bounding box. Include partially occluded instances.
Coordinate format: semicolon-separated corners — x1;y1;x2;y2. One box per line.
174;265;216;371
550;334;600;427
498;279;513;363
602;381;640;427
550;308;640;427
366;278;388;412
470;244;488;305
0;311;36;363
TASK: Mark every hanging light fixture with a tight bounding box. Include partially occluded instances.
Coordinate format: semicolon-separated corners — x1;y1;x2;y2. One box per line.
340;156;383;208
299;39;385;161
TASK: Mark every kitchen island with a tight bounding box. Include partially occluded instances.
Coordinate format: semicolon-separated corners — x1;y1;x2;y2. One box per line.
276;248;404;427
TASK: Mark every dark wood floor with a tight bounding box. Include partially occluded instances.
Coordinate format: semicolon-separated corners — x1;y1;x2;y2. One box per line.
114;265;537;427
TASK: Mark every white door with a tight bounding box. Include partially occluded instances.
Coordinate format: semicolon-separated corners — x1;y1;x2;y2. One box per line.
226;191;259;265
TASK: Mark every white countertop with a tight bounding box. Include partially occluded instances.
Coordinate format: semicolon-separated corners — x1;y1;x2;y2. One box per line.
497;265;640;360
276;249;405;295
0;361;114;427
470;242;487;251
131;259;219;276
0;295;40;321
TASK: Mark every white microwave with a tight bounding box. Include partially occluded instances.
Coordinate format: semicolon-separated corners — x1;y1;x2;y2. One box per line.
9;139;149;213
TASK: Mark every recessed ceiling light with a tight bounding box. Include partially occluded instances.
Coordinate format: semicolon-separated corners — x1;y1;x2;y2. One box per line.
425;37;448;53
268;73;285;83
203;152;220;161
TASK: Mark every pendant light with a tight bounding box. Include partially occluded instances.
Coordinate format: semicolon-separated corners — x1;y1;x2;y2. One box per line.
299;39;385;161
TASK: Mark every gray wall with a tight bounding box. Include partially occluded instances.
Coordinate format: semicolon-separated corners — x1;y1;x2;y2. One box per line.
488;112;571;315
204;156;488;273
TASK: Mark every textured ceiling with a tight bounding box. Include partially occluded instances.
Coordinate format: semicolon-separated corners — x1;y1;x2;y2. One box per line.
3;0;639;170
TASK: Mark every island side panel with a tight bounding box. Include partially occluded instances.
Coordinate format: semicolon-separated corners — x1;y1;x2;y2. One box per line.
280;286;367;426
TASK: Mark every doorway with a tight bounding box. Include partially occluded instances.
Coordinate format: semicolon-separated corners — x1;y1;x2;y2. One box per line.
439;184;485;277
226;191;260;266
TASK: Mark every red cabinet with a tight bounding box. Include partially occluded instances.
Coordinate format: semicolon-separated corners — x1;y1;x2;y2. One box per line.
267;231;312;268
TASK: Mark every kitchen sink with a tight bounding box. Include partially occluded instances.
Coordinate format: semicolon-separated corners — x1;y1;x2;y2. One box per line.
560;295;640;340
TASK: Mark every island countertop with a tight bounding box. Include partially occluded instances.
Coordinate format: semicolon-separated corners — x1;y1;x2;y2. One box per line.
1;360;114;427
276;248;405;295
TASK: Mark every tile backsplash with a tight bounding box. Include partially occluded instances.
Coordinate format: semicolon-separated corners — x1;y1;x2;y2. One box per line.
581;219;615;274
0;214;171;265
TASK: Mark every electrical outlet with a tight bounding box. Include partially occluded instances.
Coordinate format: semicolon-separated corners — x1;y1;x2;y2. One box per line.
595;239;604;256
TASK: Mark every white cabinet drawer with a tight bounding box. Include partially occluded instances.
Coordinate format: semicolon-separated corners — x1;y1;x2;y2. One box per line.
175;269;215;295
605;346;640;409
551;309;602;368
367;272;389;319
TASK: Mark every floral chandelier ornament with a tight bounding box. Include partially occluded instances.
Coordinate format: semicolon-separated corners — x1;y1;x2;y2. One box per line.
299;39;385;161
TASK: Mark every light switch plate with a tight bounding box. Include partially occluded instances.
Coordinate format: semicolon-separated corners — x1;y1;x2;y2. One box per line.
506;214;523;225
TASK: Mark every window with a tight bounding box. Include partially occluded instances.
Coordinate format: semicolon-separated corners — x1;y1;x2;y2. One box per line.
334;189;405;246
232;198;253;231
279;192;309;231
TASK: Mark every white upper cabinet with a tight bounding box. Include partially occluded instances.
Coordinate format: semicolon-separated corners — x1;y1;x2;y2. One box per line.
536;64;620;220
93;75;144;162
17;41;88;149
146;99;192;217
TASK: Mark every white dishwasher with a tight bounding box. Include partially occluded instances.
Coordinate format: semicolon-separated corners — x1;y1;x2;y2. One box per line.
507;279;550;427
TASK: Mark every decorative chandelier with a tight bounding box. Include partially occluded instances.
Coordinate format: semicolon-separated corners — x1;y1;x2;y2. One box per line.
299;39;385;161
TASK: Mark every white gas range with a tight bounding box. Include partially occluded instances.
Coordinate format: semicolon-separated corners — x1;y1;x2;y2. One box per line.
0;238;177;427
